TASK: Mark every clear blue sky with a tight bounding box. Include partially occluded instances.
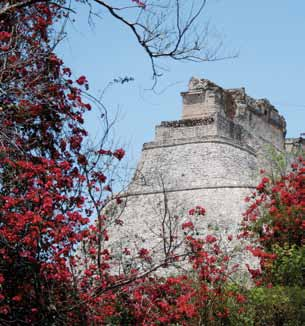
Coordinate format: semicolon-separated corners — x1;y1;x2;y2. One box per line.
58;0;305;170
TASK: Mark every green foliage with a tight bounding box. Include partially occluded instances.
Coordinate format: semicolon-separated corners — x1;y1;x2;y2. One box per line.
264;141;305;181
243;286;305;326
215;285;305;326
269;244;305;287
264;144;289;180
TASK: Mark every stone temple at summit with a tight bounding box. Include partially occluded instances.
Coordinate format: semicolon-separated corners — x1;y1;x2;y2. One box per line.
109;77;304;256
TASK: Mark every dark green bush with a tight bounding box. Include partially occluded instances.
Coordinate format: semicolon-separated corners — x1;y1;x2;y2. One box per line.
227;286;305;326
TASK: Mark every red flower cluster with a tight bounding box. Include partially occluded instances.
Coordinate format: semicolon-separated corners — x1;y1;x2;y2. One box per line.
243;157;305;248
0;2;128;323
188;205;206;216
113;148;125;160
76;75;87;85
0;31;11;41
242;157;305;284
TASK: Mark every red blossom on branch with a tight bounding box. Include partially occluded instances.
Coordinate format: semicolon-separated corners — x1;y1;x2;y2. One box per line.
76;75;87;85
113;148;125;160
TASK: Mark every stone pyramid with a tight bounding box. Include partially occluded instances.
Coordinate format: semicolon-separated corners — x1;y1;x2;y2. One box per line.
110;77;287;261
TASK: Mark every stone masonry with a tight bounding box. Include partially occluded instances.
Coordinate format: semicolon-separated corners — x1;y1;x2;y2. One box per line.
109;77;301;264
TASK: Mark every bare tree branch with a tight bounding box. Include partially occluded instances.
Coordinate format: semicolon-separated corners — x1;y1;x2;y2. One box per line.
90;0;228;85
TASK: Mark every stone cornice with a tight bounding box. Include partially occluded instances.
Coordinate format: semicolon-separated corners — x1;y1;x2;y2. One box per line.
143;136;256;157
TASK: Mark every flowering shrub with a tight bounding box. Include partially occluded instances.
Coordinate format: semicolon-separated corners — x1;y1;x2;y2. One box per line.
238;156;305;325
242;157;305;284
93;209;248;326
243;158;305;249
0;1;128;323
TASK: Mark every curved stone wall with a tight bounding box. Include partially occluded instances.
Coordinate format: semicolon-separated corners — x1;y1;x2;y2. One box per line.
129;139;257;194
109;185;254;263
108;137;258;259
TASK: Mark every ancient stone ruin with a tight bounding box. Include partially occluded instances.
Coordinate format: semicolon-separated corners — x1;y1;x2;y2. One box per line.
109;77;303;263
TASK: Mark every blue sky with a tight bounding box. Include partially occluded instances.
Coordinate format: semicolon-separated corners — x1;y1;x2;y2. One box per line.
58;0;305;171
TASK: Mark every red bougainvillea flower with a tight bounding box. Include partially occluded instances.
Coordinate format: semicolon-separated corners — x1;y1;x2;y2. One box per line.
76;75;87;85
182;221;194;230
189;206;206;216
113;148;125;160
